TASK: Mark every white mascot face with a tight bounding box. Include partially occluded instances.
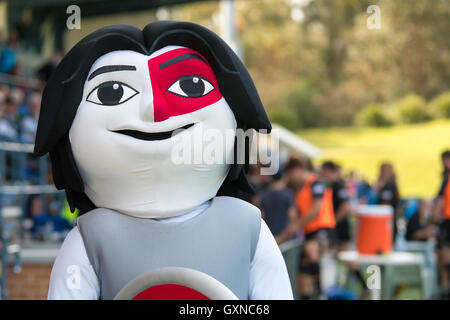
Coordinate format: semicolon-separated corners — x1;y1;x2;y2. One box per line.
69;46;237;218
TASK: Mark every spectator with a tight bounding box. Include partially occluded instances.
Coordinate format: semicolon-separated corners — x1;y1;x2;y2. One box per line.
374;162;400;240
432;150;450;295
36;51;64;83
356;175;373;204
20;91;41;143
331;164;352;249
0;30;5;47
0;30;19;74
406;199;438;241
374;162;400;209
433;150;450;224
28;195;72;241
0;84;9;102
14;11;39;52
0;95;19;141
10;86;28;118
239;163;271;206
346;170;358;202
260;169;297;244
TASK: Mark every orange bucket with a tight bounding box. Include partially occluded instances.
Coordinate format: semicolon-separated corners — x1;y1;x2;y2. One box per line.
356;205;393;254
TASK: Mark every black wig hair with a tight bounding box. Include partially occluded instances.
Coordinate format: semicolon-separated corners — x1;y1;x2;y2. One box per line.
34;21;271;214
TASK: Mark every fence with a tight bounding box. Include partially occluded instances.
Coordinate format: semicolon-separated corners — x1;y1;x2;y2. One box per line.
0;141;63;299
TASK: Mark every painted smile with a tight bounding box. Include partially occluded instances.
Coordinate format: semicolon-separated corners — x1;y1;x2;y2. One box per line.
112;123;195;141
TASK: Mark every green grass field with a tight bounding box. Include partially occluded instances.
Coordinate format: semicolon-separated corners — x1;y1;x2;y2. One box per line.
299;119;450;198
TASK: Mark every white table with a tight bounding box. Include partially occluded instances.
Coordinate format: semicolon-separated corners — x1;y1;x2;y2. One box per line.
337;251;425;300
338;251;424;266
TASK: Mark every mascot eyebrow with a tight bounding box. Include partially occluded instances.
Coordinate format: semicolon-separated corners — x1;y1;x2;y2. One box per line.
87;53;206;81
88;65;137;81
159;53;207;69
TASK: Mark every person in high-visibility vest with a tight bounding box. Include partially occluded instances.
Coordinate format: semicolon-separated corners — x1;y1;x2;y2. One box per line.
433;150;450;295
285;157;336;300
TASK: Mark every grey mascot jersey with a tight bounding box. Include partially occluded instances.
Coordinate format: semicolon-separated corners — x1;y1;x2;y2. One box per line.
77;196;261;299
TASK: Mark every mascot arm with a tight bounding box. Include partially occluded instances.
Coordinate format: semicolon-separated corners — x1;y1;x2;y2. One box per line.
48;227;100;300
249;219;294;300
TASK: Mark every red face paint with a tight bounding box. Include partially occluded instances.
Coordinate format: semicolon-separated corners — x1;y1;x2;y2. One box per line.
148;48;223;122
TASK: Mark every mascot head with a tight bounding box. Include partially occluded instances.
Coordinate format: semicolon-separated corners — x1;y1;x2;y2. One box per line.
34;21;271;218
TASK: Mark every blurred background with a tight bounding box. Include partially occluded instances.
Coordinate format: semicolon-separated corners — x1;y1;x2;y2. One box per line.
0;0;449;300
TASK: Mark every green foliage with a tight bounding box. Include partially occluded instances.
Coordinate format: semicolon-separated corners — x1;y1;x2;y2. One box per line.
271;81;323;130
356;104;392;127
178;0;450;127
395;94;432;124
269;108;299;131
430;92;450;119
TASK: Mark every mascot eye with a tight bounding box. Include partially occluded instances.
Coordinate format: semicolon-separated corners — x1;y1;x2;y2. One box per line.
167;76;214;98
87;81;138;106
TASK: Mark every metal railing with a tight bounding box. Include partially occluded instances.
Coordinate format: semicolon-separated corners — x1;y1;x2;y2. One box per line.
0;140;62;299
0;73;43;91
0;72;55;299
279;238;302;299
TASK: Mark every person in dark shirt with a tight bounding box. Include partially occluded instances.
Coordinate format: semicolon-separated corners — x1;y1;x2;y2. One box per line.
406;199;438;241
238;164;271;206
432;150;450;295
374;162;400;240
0;96;19;141
374;162;400;209
260;169;297;244
28;195;72;241
331;165;352;248
36;51;64;83
433;150;450;237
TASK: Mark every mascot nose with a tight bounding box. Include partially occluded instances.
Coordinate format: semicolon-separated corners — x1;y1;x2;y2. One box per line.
153;95;170;122
139;91;156;122
139;90;170;123
147;58;171;122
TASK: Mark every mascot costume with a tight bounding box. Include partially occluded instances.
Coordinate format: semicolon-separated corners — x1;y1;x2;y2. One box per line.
35;21;292;300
